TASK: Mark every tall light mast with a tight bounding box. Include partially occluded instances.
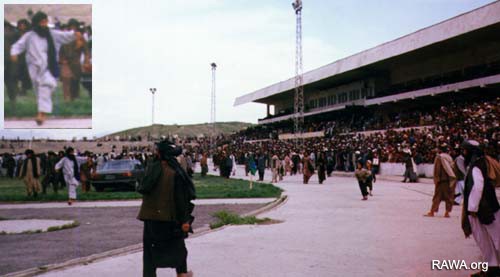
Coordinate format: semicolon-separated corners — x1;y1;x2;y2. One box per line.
210;63;217;151
149;88;156;126
292;0;304;137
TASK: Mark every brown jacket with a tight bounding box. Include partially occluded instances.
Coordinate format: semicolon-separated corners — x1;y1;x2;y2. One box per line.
485;155;500;187
433;153;456;187
137;161;177;221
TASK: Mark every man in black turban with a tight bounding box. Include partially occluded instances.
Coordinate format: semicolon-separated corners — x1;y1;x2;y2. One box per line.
19;149;42;198
10;11;82;125
460;140;500;276
137;140;195;277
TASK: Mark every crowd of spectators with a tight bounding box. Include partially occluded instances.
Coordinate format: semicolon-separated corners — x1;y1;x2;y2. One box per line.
200;95;500;171
1;95;498;180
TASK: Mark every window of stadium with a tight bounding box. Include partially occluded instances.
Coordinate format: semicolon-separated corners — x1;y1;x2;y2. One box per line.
327;95;336;105
319;97;327;107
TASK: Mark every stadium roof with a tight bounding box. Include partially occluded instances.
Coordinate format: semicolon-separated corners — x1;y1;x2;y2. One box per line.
234;1;500;106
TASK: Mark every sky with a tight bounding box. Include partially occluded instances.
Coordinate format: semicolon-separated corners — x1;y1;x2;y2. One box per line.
0;0;496;139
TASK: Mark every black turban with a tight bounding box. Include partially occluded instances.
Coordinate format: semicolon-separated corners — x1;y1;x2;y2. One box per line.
32;11;59;78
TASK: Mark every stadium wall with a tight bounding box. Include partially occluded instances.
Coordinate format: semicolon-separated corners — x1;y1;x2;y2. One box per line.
379;163;434;178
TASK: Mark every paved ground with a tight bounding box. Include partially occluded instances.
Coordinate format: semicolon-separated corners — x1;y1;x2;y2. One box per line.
4;117;91;129
36;168;495;277
0;198;275;210
0;203;265;275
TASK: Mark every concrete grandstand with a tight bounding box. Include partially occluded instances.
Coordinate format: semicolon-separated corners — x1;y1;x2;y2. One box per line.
234;1;500;127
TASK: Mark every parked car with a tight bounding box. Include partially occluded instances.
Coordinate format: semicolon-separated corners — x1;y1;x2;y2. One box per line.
91;159;144;192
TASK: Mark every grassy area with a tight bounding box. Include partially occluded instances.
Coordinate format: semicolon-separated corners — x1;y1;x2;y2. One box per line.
0;173;282;202
209;210;272;229
193;173;282;199
4;83;92;118
46;221;80;232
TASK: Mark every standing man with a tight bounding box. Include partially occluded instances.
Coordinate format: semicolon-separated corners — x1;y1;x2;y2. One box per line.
461;140;500;277
18;149;41;198
42;151;59;194
79;154;94;193
317;152;327;185
4;21;19;105
15;19;32;96
10;12;82;125
284;154;291;176
302;152;314;184
271;153;280;183
4;153;16;178
326;152;334;177
137;140;195;277
200;153;208;177
257;152;266;181
59;19;90;101
291;152;300;176
425;144;456;218
402;149;417;183
244;152;250;176
55;147;80;205
223;152;233;179
366;160;376;196
230;152;237;176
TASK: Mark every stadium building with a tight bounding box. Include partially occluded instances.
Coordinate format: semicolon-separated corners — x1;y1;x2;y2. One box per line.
234;1;500;133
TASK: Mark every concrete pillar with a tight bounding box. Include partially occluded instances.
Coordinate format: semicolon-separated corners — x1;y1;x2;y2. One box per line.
267;104;271;116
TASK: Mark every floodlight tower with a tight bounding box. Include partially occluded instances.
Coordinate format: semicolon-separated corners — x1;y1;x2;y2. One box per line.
149;88;157;126
292;0;304;137
210;62;217;151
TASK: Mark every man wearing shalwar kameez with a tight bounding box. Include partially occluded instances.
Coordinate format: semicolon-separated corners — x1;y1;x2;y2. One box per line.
271;153;280;183
425;144;456;218
55;147;80;205
137;140;195;277
461;140;500;277
18;149;41;198
10;12;81;125
302;153;314;184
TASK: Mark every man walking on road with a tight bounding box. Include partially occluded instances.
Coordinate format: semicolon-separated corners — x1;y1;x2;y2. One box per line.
137;140;195;277
425;144;456;218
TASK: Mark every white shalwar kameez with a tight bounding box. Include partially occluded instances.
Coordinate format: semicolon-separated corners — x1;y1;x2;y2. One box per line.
10;30;76;113
468;167;500;266
55;157;79;200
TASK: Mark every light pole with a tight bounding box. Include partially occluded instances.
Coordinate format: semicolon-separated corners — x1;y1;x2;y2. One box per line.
149;88;156;126
210;63;217;152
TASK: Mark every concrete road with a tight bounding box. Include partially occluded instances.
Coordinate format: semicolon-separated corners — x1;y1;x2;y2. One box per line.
4;117;91;129
0;204;265;275
38;169;488;277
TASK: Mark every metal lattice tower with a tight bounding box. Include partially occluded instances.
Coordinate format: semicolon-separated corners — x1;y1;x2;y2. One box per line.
292;0;304;137
210;63;217;151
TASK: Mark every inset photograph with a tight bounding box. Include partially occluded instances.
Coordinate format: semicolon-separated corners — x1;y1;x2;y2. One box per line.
4;4;92;129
